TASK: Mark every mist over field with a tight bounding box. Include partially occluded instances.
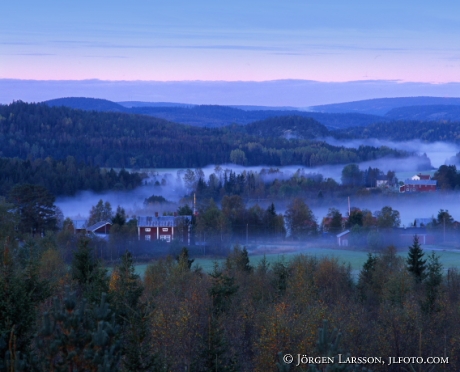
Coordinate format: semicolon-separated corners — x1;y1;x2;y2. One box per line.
56;151;457;228
56;171;187;219
323;138;460;168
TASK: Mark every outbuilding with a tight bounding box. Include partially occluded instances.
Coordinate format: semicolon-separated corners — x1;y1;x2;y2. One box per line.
337;230;351;246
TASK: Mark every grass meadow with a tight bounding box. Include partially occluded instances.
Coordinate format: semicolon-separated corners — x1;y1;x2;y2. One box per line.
132;245;460;277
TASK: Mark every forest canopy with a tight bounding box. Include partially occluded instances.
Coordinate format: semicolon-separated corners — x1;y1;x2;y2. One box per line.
0;102;409;168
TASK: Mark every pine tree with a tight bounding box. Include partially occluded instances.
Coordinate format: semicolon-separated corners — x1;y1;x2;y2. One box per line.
423;251;444;313
121;305;160;372
112;206;127;226
109;250;143;324
109;251;159;372
199;316;238;372
225;245;252;274
357;253;378;301
0;240;50;370
209;263;239;316
71;237;109;303
406;235;427;283
175;247;194;272
35;289;121;371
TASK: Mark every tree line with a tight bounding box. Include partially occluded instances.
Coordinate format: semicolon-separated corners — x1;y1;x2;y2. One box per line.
0;156;143;196
1;231;459;371
0;102;409;168
335;119;460;143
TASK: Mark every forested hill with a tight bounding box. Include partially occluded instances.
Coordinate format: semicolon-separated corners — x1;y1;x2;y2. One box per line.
385;105;460;121
46;97;127;112
0;102;407;168
43;97;387;129
0;157;143;196
335;120;460;142
311;96;460;116
241;116;330;139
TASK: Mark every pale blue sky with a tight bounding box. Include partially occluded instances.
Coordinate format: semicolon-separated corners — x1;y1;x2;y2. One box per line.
1;0;460;82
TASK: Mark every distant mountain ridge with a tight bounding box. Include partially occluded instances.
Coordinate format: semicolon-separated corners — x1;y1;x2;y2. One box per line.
311;97;460;116
385;105;460;121
43;97;387;129
118;101;194;108
46;97;127;112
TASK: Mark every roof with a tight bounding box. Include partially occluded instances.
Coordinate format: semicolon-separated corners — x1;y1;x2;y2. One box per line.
404;179;437;186
86;220;112;232
336;230;350;238
138;215;192;227
417;174;431;180
72;220;87;229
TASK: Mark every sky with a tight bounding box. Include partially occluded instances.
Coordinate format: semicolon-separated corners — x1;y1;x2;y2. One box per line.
2;0;460;84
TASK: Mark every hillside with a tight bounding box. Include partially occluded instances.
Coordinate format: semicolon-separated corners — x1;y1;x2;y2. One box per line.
311;96;460;116
335;120;460;142
46;97;128;112
385;105;460;121
42;97;386;129
242;116;330;139
0;102;407;168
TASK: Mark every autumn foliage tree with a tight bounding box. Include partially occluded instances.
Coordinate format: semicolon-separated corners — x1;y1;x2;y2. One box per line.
284;198;318;238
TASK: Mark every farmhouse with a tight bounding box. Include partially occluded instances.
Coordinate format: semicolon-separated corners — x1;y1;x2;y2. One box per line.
400;179;437;193
138;213;192;244
376;176;389;187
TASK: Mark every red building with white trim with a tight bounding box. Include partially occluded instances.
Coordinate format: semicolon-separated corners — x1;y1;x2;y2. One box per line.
400;179;437;193
138;213;192;244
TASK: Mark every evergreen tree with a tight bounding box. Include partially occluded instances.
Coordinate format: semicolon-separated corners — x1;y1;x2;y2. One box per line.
121;306;161;372
357;253;378;301
177;204;193;216
225;245;252;274
272;260;290;295
0;199;19;248
209;263;239;317
199;316;238;372
35;290;121;371
175;247;195;272
406;235;427;283
112;206;127;226
107;251;161;372
0;240;50;370
71;237;109;303
423;251;444;313
8;184;58;234
109;250;143;324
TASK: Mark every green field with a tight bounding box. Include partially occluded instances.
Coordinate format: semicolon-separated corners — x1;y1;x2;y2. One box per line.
132;246;460;277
